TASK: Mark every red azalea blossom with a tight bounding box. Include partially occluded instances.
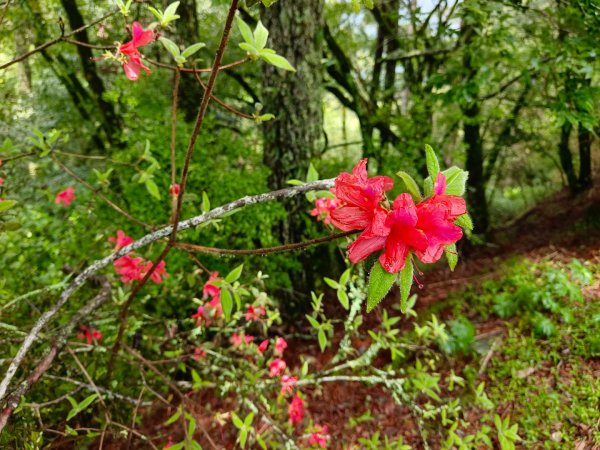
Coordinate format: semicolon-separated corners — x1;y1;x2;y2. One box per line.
231;333;254;347
310;197;341;224
0;177;4;187
55;187;75;206
257;339;269;353
280;375;298;395
114;255;168;284
330;159;393;231
77;326;102;345
114;254;146;283
274;337;288;355
169;184;181;196
414;173;466;264
202;271;221;299
119;22;154;81
379;193;428;273
269;358;286;377
288;394;304;424
245;304;266;321
347;208;391;265
108;230;135;251
163;435;173;449
308;425;330;448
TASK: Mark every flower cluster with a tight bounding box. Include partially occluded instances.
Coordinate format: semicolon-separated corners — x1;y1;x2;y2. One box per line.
326;159;466;273
118;22;154;81
309;197;341;225
109;230;168;284
77;326;102;345
191;272;223;326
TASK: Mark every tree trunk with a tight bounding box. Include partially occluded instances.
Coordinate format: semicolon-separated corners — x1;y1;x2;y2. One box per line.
464;103;489;234
577;124;593;191
60;0;122;146
261;0;324;245
461;21;489;234
175;0;204;122
558;122;578;195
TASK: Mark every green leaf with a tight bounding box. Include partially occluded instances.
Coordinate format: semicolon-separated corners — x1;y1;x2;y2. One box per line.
443;243;460;273
318;328;327;352
445;243;458;271
287;179;304;186
159;37;180;58
455;213;473;231
144;179;161;200
367;261;397;312
77;393;98;411
424;144;440;180
147;6;163;22
443;166;468;196
181;42;205;58
396;171;423;201
254;21;269;50
339;268;351;286
306;162;319;182
240;428;248;449
163;1;180;19
239;42;259;55
201;191;210;212
259;52;295;71
220;288;233;320
323;277;339;289
243;412;254;427
0;200;17;213
236;16;254;45
399;258;414;313
231;412;244;429
164;408;181;425
225;264;243;283
305;315;320;329
337;289;349;310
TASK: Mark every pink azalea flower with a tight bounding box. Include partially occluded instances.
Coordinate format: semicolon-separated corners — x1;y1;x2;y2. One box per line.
269;358;286;377
163;435;173;449
108;230;135;251
207;296;223;318
378;193;428;273
280;375;298;395
119;22;154;81
257;339;269;353
274;337;288;355
77;326;102;345
169;184;180;196
55;187;75;206
310;197;341;224
308;425;330;448
114;254;146;283
0;177;4;187
414;173;466;264
347;208;391;265
202;271;221;299
231;333;254;347
288;394;304;424
245;304;266;321
143;260;168;284
330;159;393;231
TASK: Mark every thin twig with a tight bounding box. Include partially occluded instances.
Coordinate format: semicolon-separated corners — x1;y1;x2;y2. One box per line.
192;67;254;120
170;68;180;223
174;231;354;256
146;57;248;74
